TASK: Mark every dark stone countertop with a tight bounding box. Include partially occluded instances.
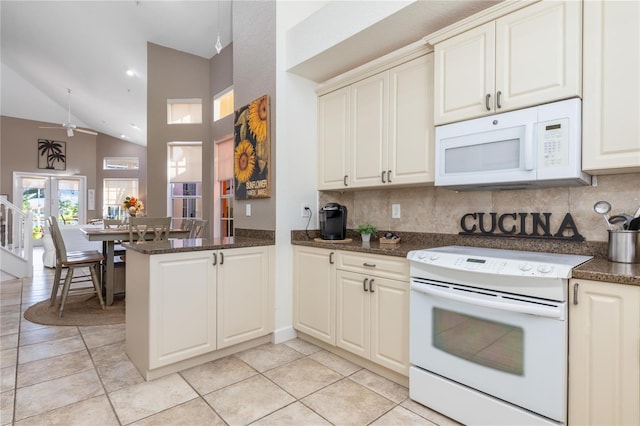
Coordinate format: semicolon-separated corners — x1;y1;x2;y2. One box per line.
125;236;274;255
292;230;640;286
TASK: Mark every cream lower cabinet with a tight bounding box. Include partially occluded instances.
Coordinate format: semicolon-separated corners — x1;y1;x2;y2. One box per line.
432;0;581;124
568;279;640;425
127;250;217;372
126;246;273;378
292;246;336;345
582;0;640;174
335;252;409;375
216;246;273;349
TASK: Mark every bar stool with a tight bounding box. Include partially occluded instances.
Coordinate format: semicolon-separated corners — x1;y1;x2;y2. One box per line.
47;217;105;317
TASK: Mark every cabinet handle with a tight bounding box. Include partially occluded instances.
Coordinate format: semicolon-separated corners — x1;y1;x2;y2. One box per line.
573;282;579;305
387;170;392;183
496;91;502;109
212;253;217;266
485;93;491;110
329;251;334;264
363;262;376;267
369;278;375;293
220;252;224;265
363;278;369;292
343;175;348;187
381;171;386;183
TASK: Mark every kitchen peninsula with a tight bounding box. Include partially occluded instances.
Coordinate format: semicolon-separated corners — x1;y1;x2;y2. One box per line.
124;236;275;380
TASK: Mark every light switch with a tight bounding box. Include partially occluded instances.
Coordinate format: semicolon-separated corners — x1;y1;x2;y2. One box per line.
392;204;401;219
245;204;252;216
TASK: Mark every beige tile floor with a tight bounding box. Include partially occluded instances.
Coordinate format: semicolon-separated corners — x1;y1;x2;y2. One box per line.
0;250;460;425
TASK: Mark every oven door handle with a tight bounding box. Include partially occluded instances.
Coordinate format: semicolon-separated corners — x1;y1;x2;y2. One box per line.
410;283;565;320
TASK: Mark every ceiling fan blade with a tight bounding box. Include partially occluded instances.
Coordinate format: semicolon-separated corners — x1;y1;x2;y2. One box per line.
75;128;98;136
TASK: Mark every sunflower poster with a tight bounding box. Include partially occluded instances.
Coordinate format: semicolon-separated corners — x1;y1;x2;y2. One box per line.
233;95;271;199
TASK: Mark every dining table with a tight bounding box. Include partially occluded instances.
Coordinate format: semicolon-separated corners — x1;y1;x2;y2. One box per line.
80;226;190;305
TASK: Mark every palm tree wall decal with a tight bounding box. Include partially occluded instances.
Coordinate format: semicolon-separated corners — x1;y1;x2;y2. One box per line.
38;139;66;170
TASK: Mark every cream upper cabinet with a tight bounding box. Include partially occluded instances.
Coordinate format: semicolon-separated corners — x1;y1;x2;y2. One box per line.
568;279;640;426
293;246;336;345
318;86;350;190
388;54;435;186
350;72;388;188
216;246;272;349
433;0;582;125
335;252;409;375
317;47;434;190
582;0;640;174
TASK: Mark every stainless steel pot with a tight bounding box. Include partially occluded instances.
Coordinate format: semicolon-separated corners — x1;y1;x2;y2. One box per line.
608;230;640;264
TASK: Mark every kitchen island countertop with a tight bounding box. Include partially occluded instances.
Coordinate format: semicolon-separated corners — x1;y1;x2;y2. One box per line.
124;236;274;255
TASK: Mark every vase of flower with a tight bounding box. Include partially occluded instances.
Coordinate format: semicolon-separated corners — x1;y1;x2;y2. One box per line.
122;196;144;218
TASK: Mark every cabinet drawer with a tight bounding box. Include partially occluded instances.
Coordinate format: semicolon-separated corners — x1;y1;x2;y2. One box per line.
337;251;408;281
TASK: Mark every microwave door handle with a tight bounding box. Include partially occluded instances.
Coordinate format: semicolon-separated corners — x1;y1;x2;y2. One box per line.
524;123;535;171
410;282;564;320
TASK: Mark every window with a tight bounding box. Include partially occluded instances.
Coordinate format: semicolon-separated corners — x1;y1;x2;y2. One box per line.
168;142;202;228
103;178;138;219
214;135;234;238
103;157;139;170
213;87;234;122
167;99;202;124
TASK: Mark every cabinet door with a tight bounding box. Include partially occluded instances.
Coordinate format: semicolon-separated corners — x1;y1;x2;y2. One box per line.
217;246;270;349
336;270;370;359
569;279;640;426
318;87;350;189
388;54;435;186
582;0;640;174
495;0;581;112
369;277;409;375
434;22;495;125
148;251;216;369
293;246;336;345
350;72;388;188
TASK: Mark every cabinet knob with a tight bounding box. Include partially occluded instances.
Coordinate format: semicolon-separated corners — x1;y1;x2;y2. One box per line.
220;252;224;265
363;278;369;292
387;170;392;183
573;282;579;305
212;253;217;266
363;262;376;267
369;278;375;293
343;175;348;187
485;93;491;111
496;91;502;109
329;251;334;264
381;171;386;183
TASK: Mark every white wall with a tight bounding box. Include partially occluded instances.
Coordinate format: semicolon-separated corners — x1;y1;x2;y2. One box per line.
272;1;327;342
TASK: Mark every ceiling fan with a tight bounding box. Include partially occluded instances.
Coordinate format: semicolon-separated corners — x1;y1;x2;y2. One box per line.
40;89;98;137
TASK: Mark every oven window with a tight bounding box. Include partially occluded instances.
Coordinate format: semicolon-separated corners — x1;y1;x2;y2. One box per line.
433;308;524;376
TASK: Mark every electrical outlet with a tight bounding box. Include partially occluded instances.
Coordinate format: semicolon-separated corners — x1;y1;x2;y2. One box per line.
392;203;401;219
301;203;312;217
245;204;251;216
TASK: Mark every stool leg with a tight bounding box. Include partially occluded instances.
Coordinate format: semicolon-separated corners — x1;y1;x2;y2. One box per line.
49;264;63;307
90;265;105;310
58;268;74;318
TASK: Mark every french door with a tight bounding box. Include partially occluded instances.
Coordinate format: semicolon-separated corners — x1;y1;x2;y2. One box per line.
13;172;86;232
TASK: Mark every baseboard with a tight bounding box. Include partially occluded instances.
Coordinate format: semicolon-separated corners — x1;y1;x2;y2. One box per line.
271;325;297;344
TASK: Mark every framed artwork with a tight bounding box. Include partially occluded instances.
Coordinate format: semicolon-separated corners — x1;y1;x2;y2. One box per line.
38;139;66;170
233;95;271;199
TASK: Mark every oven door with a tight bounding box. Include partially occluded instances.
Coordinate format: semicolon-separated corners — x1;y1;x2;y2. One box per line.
410;278;567;422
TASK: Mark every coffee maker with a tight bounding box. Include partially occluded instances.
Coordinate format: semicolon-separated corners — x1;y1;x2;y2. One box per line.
319;203;348;240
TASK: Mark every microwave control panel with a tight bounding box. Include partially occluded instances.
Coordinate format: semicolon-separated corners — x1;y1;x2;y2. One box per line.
538;118;569;168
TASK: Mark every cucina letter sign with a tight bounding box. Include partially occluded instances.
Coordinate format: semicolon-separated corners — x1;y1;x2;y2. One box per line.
459;212;584;241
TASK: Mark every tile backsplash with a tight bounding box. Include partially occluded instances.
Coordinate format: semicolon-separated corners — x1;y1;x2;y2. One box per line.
319;173;640;243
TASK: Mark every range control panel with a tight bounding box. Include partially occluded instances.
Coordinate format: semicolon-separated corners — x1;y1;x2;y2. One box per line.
407;246;592;279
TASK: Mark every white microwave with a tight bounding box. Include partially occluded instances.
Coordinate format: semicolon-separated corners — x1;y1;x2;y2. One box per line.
435;98;591;191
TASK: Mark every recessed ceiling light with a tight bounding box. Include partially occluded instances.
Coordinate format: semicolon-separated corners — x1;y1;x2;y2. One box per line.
126;69;135;77
120;134;128;139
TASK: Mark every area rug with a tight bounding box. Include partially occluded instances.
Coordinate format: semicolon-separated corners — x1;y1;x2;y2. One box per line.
24;294;125;326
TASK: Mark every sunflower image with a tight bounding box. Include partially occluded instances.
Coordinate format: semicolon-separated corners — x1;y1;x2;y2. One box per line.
248;96;268;143
234;140;256;183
